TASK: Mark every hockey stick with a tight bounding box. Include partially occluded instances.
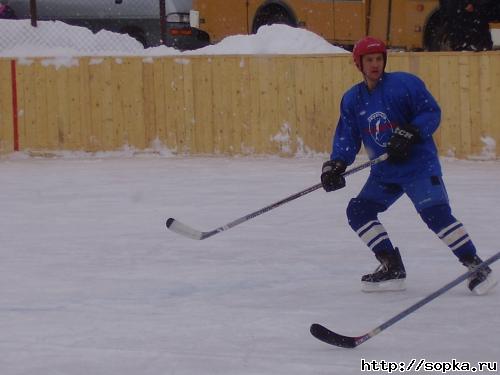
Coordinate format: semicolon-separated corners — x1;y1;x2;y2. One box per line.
166;153;388;240
310;250;500;348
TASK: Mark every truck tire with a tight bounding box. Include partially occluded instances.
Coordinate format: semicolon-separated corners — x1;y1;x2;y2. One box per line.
424;10;493;51
424;12;453;51
252;4;296;33
121;26;148;47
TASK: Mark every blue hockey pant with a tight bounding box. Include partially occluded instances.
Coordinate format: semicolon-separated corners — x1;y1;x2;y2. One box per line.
346;175;476;259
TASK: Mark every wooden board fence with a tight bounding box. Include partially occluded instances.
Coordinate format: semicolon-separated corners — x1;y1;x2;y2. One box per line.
1;52;499;158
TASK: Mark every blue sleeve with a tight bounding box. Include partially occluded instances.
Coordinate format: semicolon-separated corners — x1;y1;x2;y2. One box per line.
331;94;361;165
403;74;441;139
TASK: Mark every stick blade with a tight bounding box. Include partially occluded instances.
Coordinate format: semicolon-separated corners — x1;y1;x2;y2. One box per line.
310;323;358;348
166;218;204;240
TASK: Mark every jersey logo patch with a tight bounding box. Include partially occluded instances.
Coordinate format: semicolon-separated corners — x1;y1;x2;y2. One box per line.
367;112;394;147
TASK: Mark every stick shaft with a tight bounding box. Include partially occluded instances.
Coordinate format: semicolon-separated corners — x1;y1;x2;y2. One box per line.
167;154;388;240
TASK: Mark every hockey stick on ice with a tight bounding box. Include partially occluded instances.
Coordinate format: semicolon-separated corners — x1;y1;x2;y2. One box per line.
166;154;388;240
310;250;500;348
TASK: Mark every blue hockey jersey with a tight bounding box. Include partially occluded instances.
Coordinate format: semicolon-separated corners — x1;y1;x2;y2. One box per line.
331;72;442;183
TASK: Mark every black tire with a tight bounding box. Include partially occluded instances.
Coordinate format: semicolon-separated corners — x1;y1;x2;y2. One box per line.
252;5;296;33
424;12;453;51
121;27;147;47
424;10;492;51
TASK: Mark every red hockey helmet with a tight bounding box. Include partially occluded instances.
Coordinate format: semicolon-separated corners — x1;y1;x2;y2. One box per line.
353;36;387;72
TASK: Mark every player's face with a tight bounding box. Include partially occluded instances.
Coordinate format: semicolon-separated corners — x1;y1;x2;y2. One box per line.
362;53;385;87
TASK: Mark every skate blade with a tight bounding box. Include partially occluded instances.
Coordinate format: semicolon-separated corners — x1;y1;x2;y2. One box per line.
471;274;498;296
361;279;406;293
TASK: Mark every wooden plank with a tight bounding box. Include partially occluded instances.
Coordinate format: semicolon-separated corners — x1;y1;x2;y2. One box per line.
152;58;166;149
78;57;92;151
275;56;296;156
438;55;460;157
55;64;70;150
88;58;104;151
210;57;222;154
121;58;145;149
423;53;442;152
101;58;115;151
211;57;229;154
172;58;187;153
21;60;37;149
458;55;472;158
466;55;483;157
120;58;132;148
236;56;252;155
478;54;493;157
341;55;358;94
387;54;410;73
320;56;336;154
67;62;82;150
181;58;195;153
163;57;184;152
133;58;146;149
294;57;308;155
305;57;319;153
191;57;214;154
14;60;26;150
248;57;261;154
329;55;344;155
258;56;279;155
0;60;14;153
34;61;49;149
315;56;334;154
44;64;59;149
489;53;500;158
111;58;125;149
229;56;248;155
142;57;157;149
308;56;323;154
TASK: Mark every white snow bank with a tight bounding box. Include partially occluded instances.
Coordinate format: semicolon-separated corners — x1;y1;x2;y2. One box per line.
0;19;348;57
0;20;144;56
179;24;348;55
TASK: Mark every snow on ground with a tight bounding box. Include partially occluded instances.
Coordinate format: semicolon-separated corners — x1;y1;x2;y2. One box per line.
1;19;498;59
0;20;348;57
0;154;499;374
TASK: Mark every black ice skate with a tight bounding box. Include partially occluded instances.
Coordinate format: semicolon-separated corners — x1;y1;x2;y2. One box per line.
361;248;406;292
460;254;498;295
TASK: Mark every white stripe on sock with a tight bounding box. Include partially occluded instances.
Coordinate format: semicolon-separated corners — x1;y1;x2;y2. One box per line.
359;223;385;245
450;237;471;251
369;235;389;250
441;225;468;247
437;221;461;238
356;220;378;235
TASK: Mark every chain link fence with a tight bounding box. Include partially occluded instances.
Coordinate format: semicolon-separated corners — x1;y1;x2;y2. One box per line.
0;0;209;55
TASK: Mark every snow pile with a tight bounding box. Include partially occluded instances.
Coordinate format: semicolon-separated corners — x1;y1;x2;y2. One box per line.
0;19;348;57
180;24;348;55
0;20;144;56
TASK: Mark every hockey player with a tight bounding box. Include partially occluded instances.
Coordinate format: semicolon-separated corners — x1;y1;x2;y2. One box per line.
320;36;496;295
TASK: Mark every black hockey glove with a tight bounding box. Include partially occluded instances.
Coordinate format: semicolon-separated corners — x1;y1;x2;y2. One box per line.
321;159;347;192
386;124;420;162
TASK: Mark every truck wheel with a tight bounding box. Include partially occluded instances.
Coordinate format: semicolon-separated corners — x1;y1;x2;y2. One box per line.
252;5;296;33
121;27;147;47
424;10;493;51
424;12;453;51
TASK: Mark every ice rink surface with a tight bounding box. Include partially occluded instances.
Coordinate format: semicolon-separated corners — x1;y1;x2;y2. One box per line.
1;155;499;374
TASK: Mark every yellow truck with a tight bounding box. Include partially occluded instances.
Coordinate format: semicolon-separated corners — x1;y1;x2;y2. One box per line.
190;0;500;51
